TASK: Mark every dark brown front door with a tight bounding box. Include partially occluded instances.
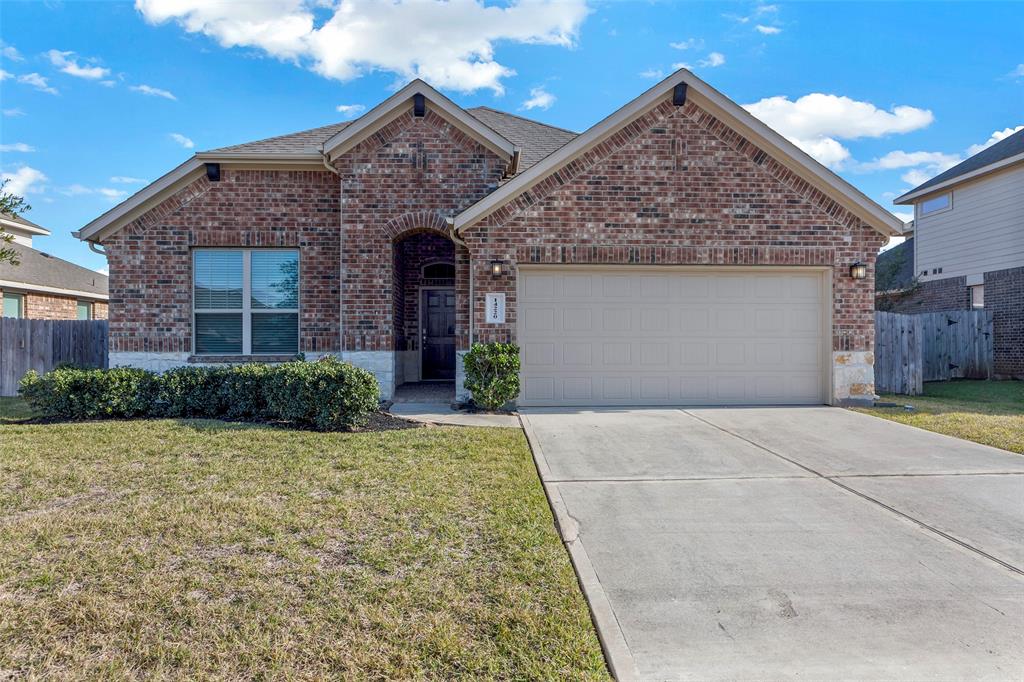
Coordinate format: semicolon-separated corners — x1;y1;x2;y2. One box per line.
422;289;456;381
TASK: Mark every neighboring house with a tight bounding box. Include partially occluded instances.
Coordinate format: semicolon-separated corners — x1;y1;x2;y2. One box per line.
1;213;108;320
884;128;1024;377
75;69;901;406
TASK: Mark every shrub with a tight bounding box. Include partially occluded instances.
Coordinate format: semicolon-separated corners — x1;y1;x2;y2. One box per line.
18;358;379;430
263;356;379;430
220;363;273;421
20;366;160;420
462;342;520;411
158;366;228;418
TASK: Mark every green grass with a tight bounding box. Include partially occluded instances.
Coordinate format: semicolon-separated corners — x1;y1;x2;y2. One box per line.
854;380;1024;454
0;399;608;679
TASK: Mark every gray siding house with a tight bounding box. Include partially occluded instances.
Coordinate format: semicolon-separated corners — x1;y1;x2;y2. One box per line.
881;128;1023;377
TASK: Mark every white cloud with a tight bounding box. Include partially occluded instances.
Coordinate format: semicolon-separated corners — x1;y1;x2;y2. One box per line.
2;108;25;117
859;150;960;172
743;93;933;169
110;175;147;184
46;50;111;80
966;125;1023;156
100;80;116;87
669;38;703;50
521;86;555;111
0;143;35;152
880;234;906;253
0;69;11;80
335;103;365;118
1009;64;1024;80
135;0;590;95
1;166;48;196
699;52;725;68
639;68;664;79
130;84;177;100
900;168;932;186
755;25;781;35
17;72;59;94
1;42;23;61
170;133;194;148
58;184;130;202
98;188;129;200
95;266;110;276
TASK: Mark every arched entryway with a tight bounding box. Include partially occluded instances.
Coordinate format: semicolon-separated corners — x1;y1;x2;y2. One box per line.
392;231;456;389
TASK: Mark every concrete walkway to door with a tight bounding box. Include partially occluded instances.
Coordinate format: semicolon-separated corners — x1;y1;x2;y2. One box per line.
520;406;1024;680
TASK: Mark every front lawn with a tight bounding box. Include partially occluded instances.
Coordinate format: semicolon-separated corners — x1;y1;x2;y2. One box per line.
854;380;1024;454
0;400;608;679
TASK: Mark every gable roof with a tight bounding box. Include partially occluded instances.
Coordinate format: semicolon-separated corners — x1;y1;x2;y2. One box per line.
453;68;902;237
466;107;577;171
895;127;1024;204
1;212;50;237
0;241;108;299
322;79;516;163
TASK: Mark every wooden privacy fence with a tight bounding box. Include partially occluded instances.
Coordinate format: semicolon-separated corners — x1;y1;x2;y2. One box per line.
874;310;993;395
0;319;108;396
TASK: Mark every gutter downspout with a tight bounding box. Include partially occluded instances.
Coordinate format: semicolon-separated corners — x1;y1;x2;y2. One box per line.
87;241;107;256
321;150;344;358
446;217;473;347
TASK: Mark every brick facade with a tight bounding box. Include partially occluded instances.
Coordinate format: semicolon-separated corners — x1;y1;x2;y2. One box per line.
876;266;1023;377
334;109;507;353
99;89;890;401
462;97;886;353
2;292;107;320
103;169;340;354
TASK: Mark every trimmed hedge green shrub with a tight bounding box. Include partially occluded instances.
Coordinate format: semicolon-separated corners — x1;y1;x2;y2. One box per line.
18;357;380;430
158;366;228;418
462;342;520;411
19;366;160;420
264;357;380;430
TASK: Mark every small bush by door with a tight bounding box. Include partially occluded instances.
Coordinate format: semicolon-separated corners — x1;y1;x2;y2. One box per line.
463;342;520;410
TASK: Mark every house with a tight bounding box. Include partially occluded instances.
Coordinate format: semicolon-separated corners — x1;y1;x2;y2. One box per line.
884;128;1023;377
1;213;108;320
75;69;902;406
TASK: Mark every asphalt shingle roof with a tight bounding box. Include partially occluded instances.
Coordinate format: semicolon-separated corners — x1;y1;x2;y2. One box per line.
0;242;108;297
906;127;1024;196
203;107;578;172
875;237;915;292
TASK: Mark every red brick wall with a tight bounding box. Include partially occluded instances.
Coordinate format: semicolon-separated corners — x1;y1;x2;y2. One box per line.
94;301;108;320
462;96;887;352
103;169;340;354
876;276;969;313
987;266;1024;377
24;292;77;319
334;108;507;352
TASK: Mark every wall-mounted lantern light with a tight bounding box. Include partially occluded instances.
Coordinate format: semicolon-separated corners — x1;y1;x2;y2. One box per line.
849;262;868;279
489;260;505;276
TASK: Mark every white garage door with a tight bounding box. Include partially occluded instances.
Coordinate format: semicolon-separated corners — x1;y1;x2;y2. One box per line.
518;268;828;407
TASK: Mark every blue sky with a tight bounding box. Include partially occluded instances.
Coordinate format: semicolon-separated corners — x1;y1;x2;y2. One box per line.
1;0;1022;273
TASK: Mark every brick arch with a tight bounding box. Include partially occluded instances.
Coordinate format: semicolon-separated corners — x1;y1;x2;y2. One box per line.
383;210;451;241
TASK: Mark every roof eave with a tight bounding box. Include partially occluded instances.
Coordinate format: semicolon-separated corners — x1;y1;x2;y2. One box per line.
453;68;902;238
0;216;50;237
894;152;1024;204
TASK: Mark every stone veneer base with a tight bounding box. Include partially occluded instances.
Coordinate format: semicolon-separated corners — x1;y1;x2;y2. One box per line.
832;350;875;406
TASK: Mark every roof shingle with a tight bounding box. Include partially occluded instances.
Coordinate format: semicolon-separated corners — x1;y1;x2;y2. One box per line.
0;242;108;297
904;127;1024;196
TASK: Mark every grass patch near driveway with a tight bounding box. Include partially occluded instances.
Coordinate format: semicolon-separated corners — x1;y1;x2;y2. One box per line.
854;380;1024;454
0;399;608;679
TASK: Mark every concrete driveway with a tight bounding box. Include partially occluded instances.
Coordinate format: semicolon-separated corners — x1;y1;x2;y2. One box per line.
520;407;1024;680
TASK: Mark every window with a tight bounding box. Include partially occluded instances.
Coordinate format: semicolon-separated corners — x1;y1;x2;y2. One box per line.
193;249;299;355
2;292;24;318
971;285;984;309
422;262;455;282
77;301;92;320
919;192;951;216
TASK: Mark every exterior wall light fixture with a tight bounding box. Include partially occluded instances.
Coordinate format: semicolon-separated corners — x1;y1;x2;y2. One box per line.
850;262;868;279
490;260;505;276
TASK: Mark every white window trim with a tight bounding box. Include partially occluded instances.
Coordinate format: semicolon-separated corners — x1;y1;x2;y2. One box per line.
192;248;300;356
970;284;985;309
917;191;953;218
3;291;25;319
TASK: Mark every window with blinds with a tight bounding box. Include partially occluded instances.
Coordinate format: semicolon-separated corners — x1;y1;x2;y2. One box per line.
193;249;299;355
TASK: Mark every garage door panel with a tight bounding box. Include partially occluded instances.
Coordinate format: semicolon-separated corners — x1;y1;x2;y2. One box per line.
519;269;827;406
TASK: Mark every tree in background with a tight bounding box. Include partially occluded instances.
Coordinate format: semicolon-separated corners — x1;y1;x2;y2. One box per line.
0;178;28;265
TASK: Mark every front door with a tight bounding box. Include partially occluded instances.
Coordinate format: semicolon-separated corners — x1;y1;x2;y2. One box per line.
421;288;456;381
